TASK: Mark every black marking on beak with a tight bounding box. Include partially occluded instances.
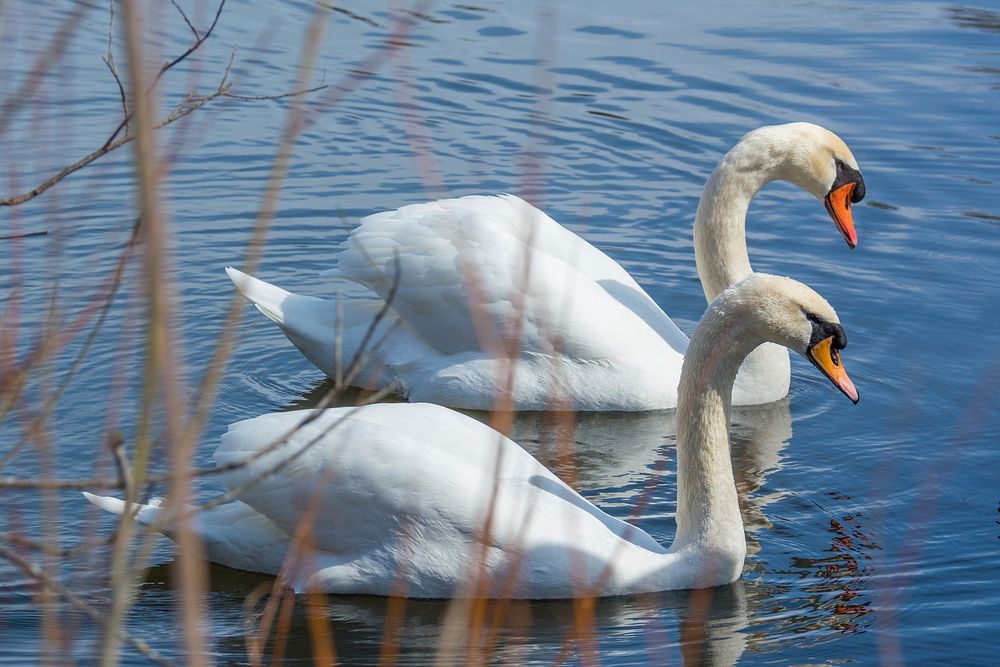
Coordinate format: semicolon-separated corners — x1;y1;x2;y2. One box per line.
806;313;848;352
832;158;865;203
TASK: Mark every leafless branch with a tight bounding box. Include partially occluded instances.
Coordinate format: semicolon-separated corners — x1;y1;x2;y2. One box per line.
222;82;328;102
0;258;402;491
103;0;129;128
0;230;48;241
0;530;116;560
0;0;325;209
0;219;140;469
0;86;228;207
170;0;201;40
103;0;227;147
342;251;402;385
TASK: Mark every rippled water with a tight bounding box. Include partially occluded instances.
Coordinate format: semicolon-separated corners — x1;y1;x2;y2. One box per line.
2;0;998;664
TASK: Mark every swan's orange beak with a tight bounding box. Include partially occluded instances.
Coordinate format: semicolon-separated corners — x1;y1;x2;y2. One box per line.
807;336;859;403
824;182;858;249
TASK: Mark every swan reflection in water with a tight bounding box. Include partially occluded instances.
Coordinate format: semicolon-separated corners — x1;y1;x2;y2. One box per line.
143;562;752;665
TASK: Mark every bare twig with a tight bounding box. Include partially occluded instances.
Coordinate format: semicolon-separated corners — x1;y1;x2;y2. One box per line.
0;376;393;493
0;88;228;207
0;530;117;560
0;0;326;209
222;82;328;102
103;0;129;131
103;0;227;147
0;359;402;490
0;230;48;241
194;382;401;514
0;219;140;470
113;0;214;662
171;1;333;529
170;0;201;40
0;475;128;490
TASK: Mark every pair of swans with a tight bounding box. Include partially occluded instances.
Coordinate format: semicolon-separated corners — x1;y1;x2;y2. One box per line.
85;274;859;596
85;122;866;597
226;122;865;410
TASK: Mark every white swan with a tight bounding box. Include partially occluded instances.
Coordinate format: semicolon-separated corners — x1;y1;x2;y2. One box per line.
84;273;859;598
227;122;865;411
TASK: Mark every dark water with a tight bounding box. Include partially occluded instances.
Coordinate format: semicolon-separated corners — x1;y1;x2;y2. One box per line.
2;0;998;664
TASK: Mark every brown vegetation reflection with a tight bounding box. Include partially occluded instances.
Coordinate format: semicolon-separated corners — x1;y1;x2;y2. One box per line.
750;491;880;648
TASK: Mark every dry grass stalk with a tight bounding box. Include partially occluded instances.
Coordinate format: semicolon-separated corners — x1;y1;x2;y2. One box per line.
98;2;198;665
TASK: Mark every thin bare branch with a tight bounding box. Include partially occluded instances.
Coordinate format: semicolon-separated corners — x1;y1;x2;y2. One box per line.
0;475;125;490
104;0;129;127
170;0;201;40
222;82;329;102
104;0;228;147
171;2;333;530
0;87;228;207
342;252;402;383
0;230;48;241
0;380;389;492
194;383;401;514
221;46;238;87
104;54;130;131
154;0;226;89
1;2;325;210
0;530;116;560
0;219;140;469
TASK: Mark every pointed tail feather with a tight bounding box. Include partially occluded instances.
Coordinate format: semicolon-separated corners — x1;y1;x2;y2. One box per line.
82;491;128;516
226;266;342;370
82;492;173;534
226;266;396;386
226;266;299;326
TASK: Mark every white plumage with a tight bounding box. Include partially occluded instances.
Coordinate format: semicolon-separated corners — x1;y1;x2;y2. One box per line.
85;273;858;598
228;122;863;411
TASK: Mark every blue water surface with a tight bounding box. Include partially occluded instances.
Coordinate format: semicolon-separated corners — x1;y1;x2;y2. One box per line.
1;0;998;664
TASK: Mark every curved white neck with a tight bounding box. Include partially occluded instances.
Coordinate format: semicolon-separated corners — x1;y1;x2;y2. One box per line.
633;297;758;591
693;139;784;302
608;294;761;593
672;303;756;551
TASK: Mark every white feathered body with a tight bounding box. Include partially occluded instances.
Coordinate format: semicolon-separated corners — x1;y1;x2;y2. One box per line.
229;194;785;410
85;274;852;597
88;404;728;598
